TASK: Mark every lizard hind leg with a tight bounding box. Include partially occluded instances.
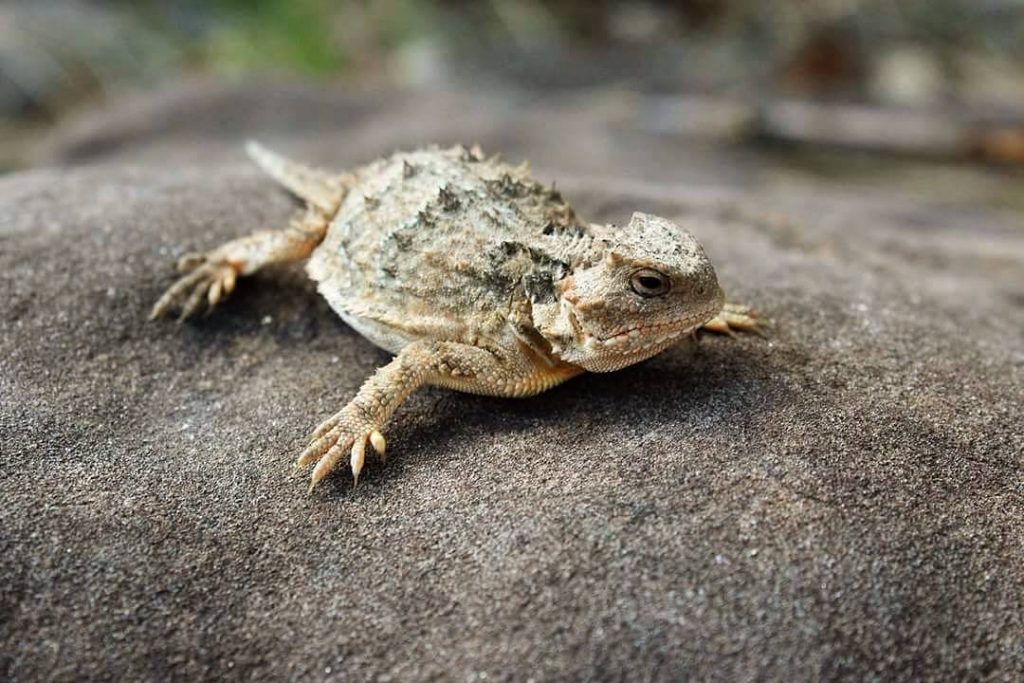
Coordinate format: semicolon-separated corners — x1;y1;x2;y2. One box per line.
150;206;329;321
150;258;237;321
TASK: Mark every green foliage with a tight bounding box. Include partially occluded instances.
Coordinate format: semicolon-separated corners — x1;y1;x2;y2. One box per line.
196;0;439;76
201;0;349;75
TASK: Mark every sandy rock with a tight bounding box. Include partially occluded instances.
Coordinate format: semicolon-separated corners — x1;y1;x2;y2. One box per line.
2;83;1023;681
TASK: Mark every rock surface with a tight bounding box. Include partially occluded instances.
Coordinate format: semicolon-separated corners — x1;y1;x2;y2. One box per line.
2;83;1023;681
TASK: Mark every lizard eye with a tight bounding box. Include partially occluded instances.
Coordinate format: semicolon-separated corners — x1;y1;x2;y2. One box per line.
630;269;671;298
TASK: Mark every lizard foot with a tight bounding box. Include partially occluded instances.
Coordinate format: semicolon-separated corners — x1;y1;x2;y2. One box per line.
296;404;387;492
150;253;240;321
701;302;770;337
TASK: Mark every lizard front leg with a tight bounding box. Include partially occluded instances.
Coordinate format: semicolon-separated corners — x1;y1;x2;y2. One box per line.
150;207;329;320
701;302;769;336
296;340;581;491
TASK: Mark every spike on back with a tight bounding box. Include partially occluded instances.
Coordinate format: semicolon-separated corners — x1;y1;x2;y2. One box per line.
245;140;342;213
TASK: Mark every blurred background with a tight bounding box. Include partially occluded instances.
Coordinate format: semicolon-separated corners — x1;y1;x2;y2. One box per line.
3;0;1024;209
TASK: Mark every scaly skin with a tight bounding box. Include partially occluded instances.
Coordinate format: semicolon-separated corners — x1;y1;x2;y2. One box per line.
294;340;584;491
151;142;765;491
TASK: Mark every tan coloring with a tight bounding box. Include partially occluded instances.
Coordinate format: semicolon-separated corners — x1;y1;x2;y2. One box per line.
151;143;765;491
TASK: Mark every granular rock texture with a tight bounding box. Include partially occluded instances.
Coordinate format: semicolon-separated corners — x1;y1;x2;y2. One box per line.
2;83;1023;681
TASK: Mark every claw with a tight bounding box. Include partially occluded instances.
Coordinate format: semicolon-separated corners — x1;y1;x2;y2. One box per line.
309;438;351;493
701;317;735;337
151;261;240;321
150;267;205;319
208;278;224;307
223;267;237;295
299;408;382;490
702;302;769;337
369;430;386;459
351;438;367;488
723;305;770;337
177;279;209;321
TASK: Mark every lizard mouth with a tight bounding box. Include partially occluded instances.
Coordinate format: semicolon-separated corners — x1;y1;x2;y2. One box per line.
593;308;718;348
593;320;699;349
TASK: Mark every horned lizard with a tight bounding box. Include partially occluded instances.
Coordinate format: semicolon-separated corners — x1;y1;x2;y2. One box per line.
151;143;763;491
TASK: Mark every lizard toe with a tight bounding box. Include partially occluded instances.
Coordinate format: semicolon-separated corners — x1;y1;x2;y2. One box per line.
298;405;382;492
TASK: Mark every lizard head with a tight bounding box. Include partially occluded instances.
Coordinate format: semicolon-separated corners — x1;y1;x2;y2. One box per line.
535;212;724;372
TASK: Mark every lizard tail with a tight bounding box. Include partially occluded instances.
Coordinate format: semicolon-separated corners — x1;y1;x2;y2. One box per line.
245;140;342;214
